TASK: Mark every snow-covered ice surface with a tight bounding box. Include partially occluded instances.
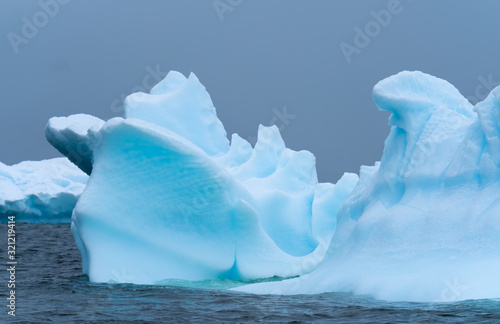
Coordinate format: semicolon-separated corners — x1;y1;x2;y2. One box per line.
236;71;500;302
50;71;358;284
46;114;105;175
0;158;88;223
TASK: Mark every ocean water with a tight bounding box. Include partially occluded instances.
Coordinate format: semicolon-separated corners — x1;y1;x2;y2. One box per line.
1;223;499;323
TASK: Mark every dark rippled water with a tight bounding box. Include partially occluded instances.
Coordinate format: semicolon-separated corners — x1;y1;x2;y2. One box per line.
1;223;499;323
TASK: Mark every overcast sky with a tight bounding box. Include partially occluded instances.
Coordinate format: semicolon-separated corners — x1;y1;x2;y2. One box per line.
2;0;500;182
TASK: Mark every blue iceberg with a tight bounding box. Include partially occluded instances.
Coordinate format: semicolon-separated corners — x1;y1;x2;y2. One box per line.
41;69;500;302
0;158;87;223
47;71;357;283
236;71;500;302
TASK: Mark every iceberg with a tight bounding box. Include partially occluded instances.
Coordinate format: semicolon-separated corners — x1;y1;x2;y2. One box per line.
235;71;500;302
47;71;358;284
41;69;499;301
0;158;88;223
45;114;105;175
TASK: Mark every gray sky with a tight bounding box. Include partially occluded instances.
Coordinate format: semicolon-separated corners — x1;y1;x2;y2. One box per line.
1;0;500;182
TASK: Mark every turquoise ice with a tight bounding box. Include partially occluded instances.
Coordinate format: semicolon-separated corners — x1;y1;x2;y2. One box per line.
237;71;500;302
47;71;357;283
43;70;500;302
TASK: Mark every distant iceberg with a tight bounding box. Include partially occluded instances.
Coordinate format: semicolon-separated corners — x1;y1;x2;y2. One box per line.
47;71;357;284
0;158;87;223
235;71;500;302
